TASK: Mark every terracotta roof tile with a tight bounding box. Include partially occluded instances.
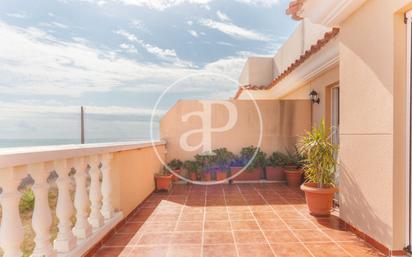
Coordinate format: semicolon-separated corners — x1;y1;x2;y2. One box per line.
286;0;304;20
234;28;339;99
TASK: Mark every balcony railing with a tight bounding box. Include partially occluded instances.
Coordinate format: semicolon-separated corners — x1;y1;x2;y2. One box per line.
0;140;165;257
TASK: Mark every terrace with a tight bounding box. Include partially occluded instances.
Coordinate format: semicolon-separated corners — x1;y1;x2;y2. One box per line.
0;141;385;257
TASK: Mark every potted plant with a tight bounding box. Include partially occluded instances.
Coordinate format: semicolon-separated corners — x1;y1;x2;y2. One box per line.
165;159;183;182
231;146;266;181
154;169;173;192
213;148;234;181
298;120;338;216
265;151;288;181
195;153;216;181
183;160;201;182
283;150;304;187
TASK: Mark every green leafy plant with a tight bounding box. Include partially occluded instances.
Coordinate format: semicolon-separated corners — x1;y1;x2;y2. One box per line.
213;148;235;171
297;120;338;188
156;168;171;176
266;151;288;167
19;189;35;213
239;146;266;171
165;159;183;171
194;153;216;172
183;160;201;178
285;148;305;168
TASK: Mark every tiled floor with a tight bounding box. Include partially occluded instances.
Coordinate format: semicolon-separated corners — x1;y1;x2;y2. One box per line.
94;183;385;257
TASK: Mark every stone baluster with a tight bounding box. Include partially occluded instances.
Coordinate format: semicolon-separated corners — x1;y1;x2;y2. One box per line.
53;159;76;252
88;155;104;228
100;153;114;219
72;157;92;239
29;163;56;257
0;167;25;257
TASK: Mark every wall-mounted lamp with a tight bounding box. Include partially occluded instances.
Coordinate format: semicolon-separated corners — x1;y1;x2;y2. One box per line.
309;90;320;104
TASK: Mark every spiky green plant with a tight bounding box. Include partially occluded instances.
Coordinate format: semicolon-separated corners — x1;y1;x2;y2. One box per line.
297;120;338;188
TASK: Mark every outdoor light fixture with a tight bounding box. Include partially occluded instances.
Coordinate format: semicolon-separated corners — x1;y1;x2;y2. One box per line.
309;90;320;104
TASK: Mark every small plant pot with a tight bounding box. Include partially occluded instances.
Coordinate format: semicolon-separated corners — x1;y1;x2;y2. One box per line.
231;167;262;181
266;166;285;181
155;175;173;192
172;169;182;182
216;170;228;181
203;172;212;181
284;169;303;187
301;182;338;216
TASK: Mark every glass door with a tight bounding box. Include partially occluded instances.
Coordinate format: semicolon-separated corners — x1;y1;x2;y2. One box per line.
331;86;340;206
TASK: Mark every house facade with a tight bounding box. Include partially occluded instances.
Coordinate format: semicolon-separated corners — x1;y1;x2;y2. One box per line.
236;0;412;255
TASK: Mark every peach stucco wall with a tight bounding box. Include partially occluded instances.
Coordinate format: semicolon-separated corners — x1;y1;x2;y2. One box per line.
160;99;311;161
339;0;412;250
111;144;166;217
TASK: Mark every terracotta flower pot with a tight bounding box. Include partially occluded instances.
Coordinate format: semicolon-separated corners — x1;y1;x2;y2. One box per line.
284;169;303;188
189;172;198;182
216;170;228;181
231;167;262;181
172;169;182;182
301;182;338;216
155;175;173;191
266;166;285;181
203;172;211;181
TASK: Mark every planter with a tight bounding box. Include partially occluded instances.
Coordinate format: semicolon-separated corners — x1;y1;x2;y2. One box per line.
155;175;173;192
284;169;303;188
189;172;198;182
202;172;211;181
301;182;338;216
231;167;262;181
266;166;285;181
216;170;228;181
171;169;182;182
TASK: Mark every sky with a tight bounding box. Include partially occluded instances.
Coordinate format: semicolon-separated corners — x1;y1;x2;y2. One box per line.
0;0;297;145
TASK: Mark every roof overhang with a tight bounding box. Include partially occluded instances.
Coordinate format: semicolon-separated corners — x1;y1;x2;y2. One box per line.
287;0;368;26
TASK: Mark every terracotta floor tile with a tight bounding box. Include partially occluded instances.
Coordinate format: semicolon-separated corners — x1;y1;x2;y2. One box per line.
227;205;250;212
264;230;299;243
141;222;176;232
338;241;385;257
117;222;144;234
137;232;172;245
293;229;331;242
203;244;237;257
237;243;275;257
276;211;305;219
205;211;229;221
180;212;204;221
234;231;266;244
204;221;231;231
229;211;254;220
105;233;137;247
258;219;287;230
305;242;351;257
205;205;227;212
284;219;317;230
182;206;204;214
175;221;203;231
171;231;202;244
271;243;312;257
249;205;273;212
322;229;359;242
253;211;278;220
167;245;201;257
94;247;132;257
231;220;259;230
204;231;235;244
129;245;168;257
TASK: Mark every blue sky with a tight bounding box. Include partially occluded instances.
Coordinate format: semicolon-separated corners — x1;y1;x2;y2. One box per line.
0;0;297;144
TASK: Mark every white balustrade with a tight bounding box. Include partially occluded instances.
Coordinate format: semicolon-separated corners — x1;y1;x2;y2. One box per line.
100;153;114;220
0;140;165;257
72;157;92;239
29;162;56;257
0;167;25;257
54;159;76;252
88;155;104;228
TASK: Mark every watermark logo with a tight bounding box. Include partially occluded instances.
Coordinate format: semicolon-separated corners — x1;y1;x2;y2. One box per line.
150;72;262;185
179;100;238;153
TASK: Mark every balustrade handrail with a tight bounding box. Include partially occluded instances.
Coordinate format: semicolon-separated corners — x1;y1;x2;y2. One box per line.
0;140;166;169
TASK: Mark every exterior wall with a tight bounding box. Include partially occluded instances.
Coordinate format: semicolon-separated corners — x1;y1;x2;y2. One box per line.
160;100;311;161
238;57;274;86
339;0;412;250
112;144;166;217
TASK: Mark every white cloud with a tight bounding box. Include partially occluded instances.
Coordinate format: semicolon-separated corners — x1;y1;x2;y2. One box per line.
110;0;212;11
6;12;27;19
39;21;69;29
115;29;177;58
189;30;199;37
120;43;138;53
199;19;270;41
216;10;230;22
187;20;193;26
235;0;279;7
